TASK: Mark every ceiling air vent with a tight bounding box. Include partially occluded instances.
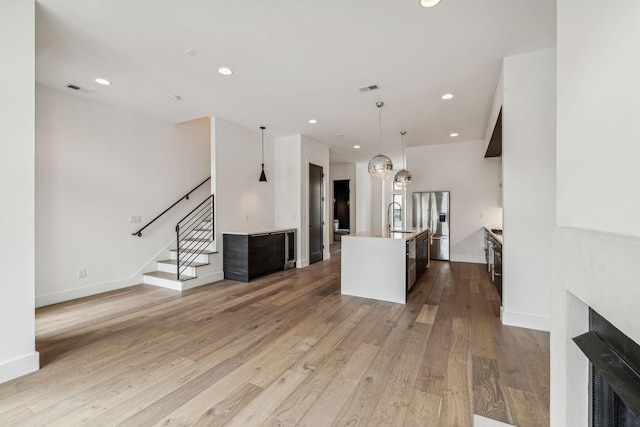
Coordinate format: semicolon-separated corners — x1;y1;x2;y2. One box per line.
66;84;94;94
358;84;380;93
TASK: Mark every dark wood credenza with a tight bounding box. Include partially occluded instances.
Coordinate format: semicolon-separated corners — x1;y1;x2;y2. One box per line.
223;229;296;282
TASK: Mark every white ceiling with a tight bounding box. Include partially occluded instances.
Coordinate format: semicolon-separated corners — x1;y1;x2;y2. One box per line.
35;0;556;163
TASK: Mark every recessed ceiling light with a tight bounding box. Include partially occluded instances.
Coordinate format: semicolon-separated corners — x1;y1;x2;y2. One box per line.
185;48;199;56
218;67;233;76
420;0;441;7
94;78;111;86
170;95;182;101
354;145;361;149
450;133;459;137
441;93;453;100
308;119;318;124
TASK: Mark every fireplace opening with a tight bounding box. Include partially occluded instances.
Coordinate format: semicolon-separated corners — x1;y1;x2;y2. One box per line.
573;309;640;427
592;365;640;427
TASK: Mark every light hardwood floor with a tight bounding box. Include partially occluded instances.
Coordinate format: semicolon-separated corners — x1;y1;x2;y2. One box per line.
0;246;549;426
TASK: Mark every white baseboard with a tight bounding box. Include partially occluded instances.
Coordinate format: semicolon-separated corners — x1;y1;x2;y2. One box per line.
35;276;140;308
37;269;225;306
298;259;309;268
0;351;40;385
501;308;550;332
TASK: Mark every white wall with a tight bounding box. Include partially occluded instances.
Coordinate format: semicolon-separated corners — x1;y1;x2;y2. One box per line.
212;118;275;233
406;140;502;263
329;162;357;241
274;134;330;266
501;48;556;331
355;162;373;233
273;134;305;265
211;118;276;273
556;2;640;238
35;86;211;306
552;1;640;425
301;135;331;265
0;0;40;384
274;135;301;227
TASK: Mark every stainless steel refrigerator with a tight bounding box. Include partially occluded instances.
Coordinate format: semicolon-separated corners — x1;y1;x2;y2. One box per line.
412;191;450;261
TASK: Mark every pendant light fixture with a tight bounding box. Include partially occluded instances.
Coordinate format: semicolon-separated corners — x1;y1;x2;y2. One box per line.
368;102;394;179
258;126;267;182
394;131;412;187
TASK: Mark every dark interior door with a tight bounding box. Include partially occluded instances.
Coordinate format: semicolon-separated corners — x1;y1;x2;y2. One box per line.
333;180;349;230
309;164;323;264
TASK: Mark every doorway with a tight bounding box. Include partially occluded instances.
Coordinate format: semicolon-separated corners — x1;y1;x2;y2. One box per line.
333;180;350;242
309;163;323;264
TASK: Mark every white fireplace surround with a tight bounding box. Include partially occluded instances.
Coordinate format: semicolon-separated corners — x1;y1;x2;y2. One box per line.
553;0;640;425
552;227;640;426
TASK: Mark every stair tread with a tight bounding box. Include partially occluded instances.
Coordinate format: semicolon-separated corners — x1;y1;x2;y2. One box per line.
158;259;209;267
143;271;195;281
170;249;217;254
182;238;211;242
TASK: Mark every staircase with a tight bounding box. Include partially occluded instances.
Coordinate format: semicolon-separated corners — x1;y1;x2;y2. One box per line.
141;194;220;291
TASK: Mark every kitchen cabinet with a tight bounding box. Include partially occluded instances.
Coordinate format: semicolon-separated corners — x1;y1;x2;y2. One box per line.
407;239;416;290
223;229;296;282
493;244;502;300
484;227;503;300
415;231;430;281
407;230;430;291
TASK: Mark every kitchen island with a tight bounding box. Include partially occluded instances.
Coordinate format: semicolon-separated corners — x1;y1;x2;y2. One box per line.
341;227;430;304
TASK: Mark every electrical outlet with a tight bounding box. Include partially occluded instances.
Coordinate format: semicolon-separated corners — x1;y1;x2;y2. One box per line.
129;215;141;223
78;268;86;278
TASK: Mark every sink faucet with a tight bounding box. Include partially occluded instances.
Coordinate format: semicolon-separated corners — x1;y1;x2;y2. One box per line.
387;202;402;233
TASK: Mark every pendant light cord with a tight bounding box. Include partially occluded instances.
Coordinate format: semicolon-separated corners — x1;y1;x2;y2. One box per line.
401;131;406;169
379;107;382;152
261;126;265;164
377;101;384;154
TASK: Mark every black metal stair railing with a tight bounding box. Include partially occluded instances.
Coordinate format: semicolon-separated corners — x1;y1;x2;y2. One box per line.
175;195;214;280
132;177;210;237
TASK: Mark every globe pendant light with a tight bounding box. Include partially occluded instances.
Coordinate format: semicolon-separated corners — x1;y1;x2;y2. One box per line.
258;126;267;182
368;102;394;179
394;131;412;187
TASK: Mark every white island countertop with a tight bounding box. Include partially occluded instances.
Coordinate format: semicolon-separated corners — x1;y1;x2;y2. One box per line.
349;227;430;240
341;227;429;304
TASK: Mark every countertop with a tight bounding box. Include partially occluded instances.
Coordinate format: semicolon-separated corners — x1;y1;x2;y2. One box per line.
222;228;296;236
484;227;503;245
346;227;430;241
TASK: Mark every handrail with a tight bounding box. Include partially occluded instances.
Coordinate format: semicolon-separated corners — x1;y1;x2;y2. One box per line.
132;177;210;237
